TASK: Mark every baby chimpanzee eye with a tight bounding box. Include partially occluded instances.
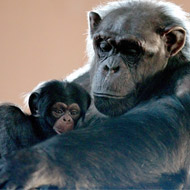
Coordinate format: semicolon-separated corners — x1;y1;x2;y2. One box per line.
55;109;64;114
70;110;78;115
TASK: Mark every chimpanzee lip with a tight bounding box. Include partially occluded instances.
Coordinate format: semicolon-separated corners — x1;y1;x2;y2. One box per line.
93;92;126;99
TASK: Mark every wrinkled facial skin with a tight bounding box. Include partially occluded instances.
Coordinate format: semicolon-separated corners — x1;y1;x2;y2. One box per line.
89;8;186;116
51;102;81;134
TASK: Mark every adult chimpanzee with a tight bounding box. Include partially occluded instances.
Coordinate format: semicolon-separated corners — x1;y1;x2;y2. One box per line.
0;80;91;157
1;0;190;189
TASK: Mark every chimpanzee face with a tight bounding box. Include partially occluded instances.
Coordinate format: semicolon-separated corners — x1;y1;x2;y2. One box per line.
29;80;91;134
89;9;186;116
51;102;81;134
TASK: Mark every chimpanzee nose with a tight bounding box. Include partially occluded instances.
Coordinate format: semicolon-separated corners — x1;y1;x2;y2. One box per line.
102;56;121;75
63;115;71;122
103;65;120;73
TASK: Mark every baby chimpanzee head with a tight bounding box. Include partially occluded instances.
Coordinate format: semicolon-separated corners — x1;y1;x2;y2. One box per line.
28;80;91;134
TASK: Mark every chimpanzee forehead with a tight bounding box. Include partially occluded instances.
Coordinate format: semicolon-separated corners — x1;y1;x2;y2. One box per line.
41;81;76;96
44;84;80;102
98;6;161;38
43;92;80;109
38;81;86;109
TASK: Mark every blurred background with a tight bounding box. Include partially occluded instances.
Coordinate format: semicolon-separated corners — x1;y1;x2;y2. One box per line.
0;0;190;110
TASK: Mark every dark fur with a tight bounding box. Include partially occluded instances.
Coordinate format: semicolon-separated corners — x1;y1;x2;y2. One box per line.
0;80;91;157
0;1;190;189
0;95;190;189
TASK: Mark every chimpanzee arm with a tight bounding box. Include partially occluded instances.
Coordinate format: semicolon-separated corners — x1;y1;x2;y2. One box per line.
0;104;38;157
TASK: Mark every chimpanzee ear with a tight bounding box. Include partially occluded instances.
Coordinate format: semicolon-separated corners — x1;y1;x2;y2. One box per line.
163;26;186;57
28;92;40;116
89;12;102;36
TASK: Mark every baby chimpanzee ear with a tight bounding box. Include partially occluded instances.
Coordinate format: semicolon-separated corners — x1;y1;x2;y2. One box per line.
29;92;40;116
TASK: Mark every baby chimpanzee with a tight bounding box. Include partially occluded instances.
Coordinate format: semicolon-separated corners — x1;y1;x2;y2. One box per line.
0;80;91;157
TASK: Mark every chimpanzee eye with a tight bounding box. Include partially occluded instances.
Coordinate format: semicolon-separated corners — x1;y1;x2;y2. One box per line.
99;40;112;52
121;46;140;57
118;41;142;67
126;48;138;55
70;110;78;115
118;40;141;57
55;109;64;114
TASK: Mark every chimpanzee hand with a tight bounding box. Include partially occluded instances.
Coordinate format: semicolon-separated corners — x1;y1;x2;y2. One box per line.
0;148;57;190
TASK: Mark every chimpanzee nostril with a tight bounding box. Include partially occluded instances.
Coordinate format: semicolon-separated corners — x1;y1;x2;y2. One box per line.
104;65;109;72
63;116;71;122
112;66;120;73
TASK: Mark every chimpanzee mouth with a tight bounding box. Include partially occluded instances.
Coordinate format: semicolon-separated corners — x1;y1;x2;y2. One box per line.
93;92;126;99
93;95;133;116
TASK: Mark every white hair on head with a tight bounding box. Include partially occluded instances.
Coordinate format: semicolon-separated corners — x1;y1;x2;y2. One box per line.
86;0;190;62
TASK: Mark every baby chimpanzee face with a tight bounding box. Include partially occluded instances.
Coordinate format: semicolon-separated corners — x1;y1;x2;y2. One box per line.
51;102;81;134
29;80;91;135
